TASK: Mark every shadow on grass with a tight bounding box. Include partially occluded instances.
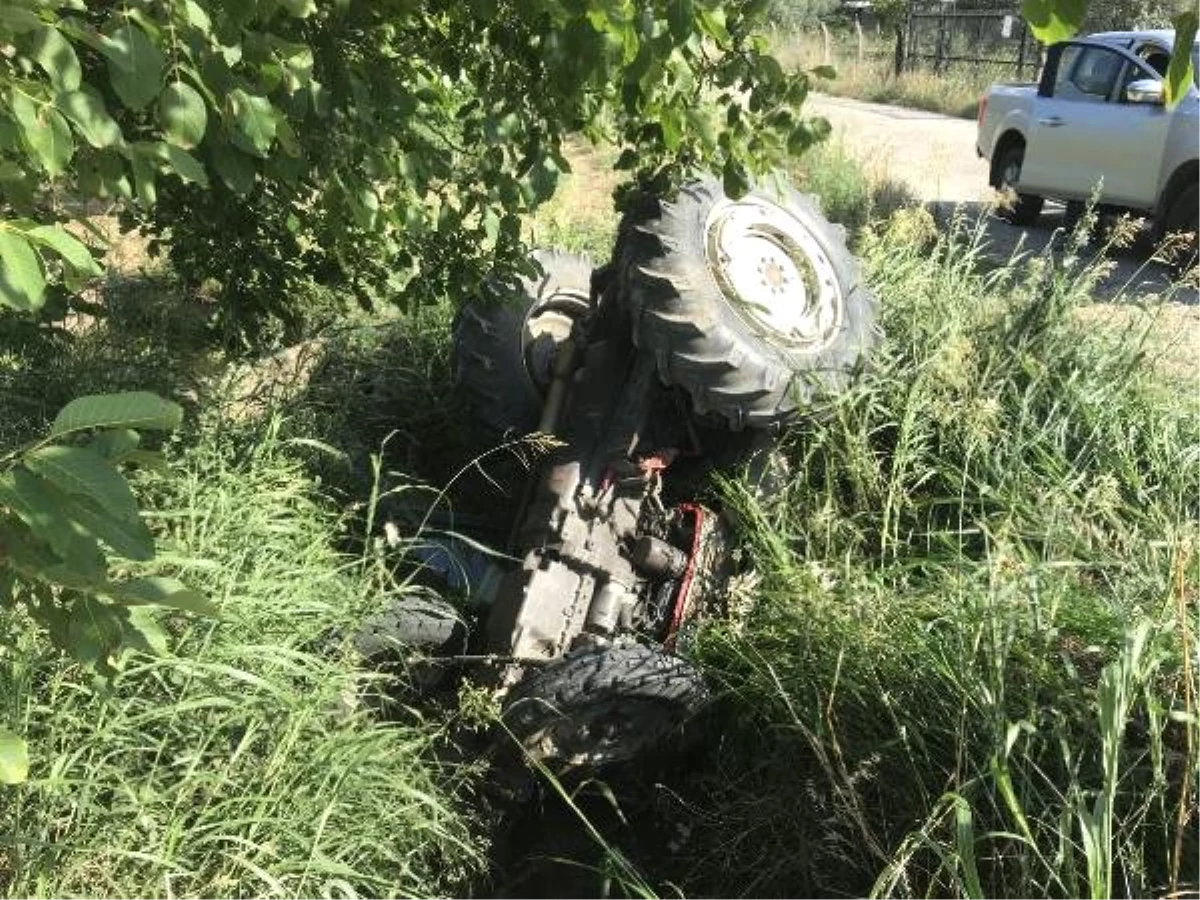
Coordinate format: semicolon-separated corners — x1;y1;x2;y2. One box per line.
0;274;218;448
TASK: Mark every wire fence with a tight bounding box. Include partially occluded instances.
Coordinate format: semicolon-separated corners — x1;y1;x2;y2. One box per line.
899;4;1041;81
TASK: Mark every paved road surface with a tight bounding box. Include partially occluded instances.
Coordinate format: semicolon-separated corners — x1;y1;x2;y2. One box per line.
806;93;1198;306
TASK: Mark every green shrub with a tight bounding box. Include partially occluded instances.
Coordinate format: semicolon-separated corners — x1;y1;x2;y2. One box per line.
0;415;486;898
668;210;1199;897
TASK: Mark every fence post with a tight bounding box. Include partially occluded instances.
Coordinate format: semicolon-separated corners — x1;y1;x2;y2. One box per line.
935;5;947;74
854;16;864;69
1016;21;1029;79
819;20;831;65
904;5;915;74
894;23;905;77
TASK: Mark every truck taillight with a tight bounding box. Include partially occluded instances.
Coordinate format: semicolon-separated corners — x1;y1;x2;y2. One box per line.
977;95;988;127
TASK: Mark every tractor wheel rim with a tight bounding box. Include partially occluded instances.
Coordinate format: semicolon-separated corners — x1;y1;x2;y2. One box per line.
704;196;845;351
521;290;589;389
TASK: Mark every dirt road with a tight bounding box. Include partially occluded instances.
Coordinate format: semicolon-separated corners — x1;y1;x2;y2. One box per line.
806;93;1198;307
807;94;990;205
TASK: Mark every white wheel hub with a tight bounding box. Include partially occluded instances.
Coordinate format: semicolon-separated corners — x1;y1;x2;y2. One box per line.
521;290;589;388
704;196;844;351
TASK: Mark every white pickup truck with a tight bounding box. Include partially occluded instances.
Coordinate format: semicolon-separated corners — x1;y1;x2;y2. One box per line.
976;29;1198;253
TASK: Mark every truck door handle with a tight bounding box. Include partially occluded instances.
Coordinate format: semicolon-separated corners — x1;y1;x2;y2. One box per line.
1037;116;1063;127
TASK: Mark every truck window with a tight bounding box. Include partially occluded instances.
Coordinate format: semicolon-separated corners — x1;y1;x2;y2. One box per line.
1052;45;1082;96
1138;48;1170;76
1117;56;1160;102
1055;45;1125;102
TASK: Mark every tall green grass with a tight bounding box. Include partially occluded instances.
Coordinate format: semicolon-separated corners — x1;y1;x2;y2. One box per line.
771;28;993;119
0;412;486;898
663;209;1199;897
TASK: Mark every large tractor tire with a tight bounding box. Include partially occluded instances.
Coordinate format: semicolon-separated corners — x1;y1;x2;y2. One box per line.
616;179;879;431
502;641;710;771
451;249;592;442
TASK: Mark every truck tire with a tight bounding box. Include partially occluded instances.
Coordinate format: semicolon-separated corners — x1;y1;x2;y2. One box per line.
502;641;710;770
994;144;1044;226
616;179;879;431
1163;183;1198;276
452;249;592;441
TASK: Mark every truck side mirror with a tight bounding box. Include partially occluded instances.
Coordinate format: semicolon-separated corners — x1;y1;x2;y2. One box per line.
1125;78;1164;104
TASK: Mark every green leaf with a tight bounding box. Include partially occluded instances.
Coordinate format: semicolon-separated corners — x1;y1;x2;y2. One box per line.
183;0;211;30
1;8;43;35
26;25;82;92
0;470;106;580
130;145;157;205
210;141;256;194
347;183;379;229
527;154;559;203
66;596;125;671
89;429;140;461
667;0;693;42
56;89;123;148
163;143;209;186
0;230;45;311
10;91;74;176
50;391;183;437
0;730;29;785
0;518;61;577
24;445;141;523
281;0;317;17
686;106;715;147
25;225;102;276
659;107;682;151
100;24;164;110
105;576;218;617
696;6;731;47
121;605;169;656
722;157;749;200
60;493;155;561
1166;11;1198;107
158;81;207;149
229;89;278;156
1020;0;1086;45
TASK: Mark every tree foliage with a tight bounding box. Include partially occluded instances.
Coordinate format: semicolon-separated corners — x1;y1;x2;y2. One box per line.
1;0;826;340
763;0;842;29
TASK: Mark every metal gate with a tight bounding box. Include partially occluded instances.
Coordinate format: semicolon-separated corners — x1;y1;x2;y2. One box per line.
900;4;1041;81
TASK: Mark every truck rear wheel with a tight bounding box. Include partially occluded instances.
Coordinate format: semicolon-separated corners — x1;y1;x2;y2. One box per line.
1163;183;1198;276
994;144;1044;226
